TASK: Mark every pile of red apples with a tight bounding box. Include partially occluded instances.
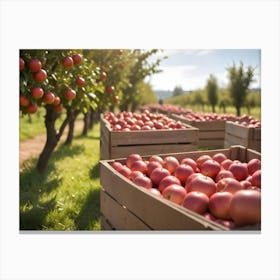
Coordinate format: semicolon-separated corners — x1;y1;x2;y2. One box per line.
111;152;261;229
104;111;188;131
181;112;261;128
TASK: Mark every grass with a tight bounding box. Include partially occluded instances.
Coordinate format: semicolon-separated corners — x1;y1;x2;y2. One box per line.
20;123;101;231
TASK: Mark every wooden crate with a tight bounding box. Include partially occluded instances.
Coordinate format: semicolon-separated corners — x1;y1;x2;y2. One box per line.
100;114;199;160
100;145;261;231
170;114;225;149
224;121;261;152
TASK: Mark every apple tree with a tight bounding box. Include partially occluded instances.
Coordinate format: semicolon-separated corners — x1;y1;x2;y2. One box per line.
227;62;255;116
20;49;103;172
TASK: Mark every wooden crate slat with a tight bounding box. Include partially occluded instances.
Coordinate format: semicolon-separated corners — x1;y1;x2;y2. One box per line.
225;122;250;138
110;129;198;146
110;144;198;160
225;133;248;147
100;215;114;230
198;139;225;148
199;131;225;139
225;122;261;152
100;190;151;230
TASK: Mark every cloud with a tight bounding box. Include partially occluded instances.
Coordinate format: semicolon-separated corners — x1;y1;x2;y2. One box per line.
162;49;214;57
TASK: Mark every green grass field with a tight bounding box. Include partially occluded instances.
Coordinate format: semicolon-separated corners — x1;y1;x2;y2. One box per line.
20;123;101;231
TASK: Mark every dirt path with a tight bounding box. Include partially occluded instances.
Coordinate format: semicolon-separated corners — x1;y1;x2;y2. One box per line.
19;121;84;165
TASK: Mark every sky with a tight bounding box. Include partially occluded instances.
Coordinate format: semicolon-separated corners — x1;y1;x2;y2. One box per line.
146;49;261;91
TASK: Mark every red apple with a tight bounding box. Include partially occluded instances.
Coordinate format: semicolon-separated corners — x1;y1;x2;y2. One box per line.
221;159;233;170
196;154;212;169
240;180;252;189
62;56;73;68
33;69;47;82
43;92;55;104
247;159;261;175
118;166;132;179
149;155;164;165
126;154;142;168
133;175;153;189
20;57;25;71
130;170;145;181
162;184;187;205
20;95;30;107
147;161;162;176
209;192;233;220
188;176;216;197
54;104;63;113
229;162;248;181
216;177;243;194
31;87;44;99
65;88;76;100
75;77;85;87
111;161;123;172
200;159;221;179
106;86;115;94
182;191;209;214
148;188;162;197
251;170;261;188
174;164;194;184
150;167;170;186
229;189;261;226
212;153;227;163
72;53;83;64
215;170;234;182
27;104;38;114
28;58;42;72
158;175;181;193
164;156;180;174
100;71;107;80
130;160;147;174
181;158;197;171
53;96;61;106
185;173;204;191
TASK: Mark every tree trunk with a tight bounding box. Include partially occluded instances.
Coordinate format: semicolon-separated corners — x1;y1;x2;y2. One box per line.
64;109;79;145
36;107;58;173
212;104;215;113
82;112;89;136
88;108;95;129
236;106;241;116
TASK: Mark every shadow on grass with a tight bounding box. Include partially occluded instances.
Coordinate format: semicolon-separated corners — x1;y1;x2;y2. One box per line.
89;162;100;180
20;143;85;230
74;188;100;230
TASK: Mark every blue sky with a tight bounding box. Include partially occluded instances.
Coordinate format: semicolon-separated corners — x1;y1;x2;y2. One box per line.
147;49;261;91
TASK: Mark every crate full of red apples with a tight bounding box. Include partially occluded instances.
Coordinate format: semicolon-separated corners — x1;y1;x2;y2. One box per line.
99;145;261;231
224;118;261;152
100;111;199;160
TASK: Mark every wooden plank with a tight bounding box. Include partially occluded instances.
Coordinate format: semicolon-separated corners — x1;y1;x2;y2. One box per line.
225;122;249;139
100;190;151;230
100;215;114;230
110;144;198;159
198;139;225;149
100;160;228;231
247;140;261;152
199;130;225;139
225;133;248;147
110;129;199;146
246;148;261;161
